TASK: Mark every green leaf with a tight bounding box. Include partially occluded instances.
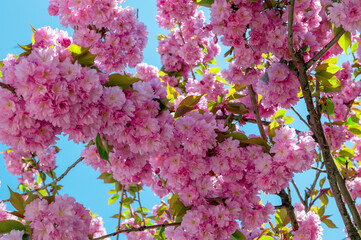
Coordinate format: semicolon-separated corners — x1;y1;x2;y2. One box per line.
108;194;119;205
283;116;295;124
207;101;218;114
258;236;275;240
338;31;351;54
195;0;214;7
96;133;110;164
174;95;204;118
0;220;26;234
231;230;246;240
98;172;116;184
339;148;356;158
240;138;270;151
272;109;286;119
320;194;328;206
227;132;248;141
348;125;361;137
8;187;25;214
275;208;290;227
321;98;335;117
319;177;326;188
209;67;220;74
18;43;32;53
104;73;141;87
208;58;217;65
123;197;134;205
315;63;342;74
195;69;203;76
168;193;188;220
68;44;97;66
0;61;3;78
322;218;337;228
351;42;359;54
225;102;248;115
166;82;179;103
347;114;360;126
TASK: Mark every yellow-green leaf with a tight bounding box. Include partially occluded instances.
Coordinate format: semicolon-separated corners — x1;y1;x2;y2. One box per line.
322;218;337;228
108;194;119;205
0;220;26;234
104;73;141;87
338;31;351;54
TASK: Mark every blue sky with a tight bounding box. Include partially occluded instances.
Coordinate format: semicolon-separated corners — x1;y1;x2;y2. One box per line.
0;1;349;239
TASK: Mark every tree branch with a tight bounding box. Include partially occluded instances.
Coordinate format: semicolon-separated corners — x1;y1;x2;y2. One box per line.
291;106;311;129
297;60;361;239
90;222;181;240
247;85;268;141
116;189;125;240
2;157;84;203
305;28;345;69
277;189;299;231
287;0;301;62
291;180;306;207
0;82;16;94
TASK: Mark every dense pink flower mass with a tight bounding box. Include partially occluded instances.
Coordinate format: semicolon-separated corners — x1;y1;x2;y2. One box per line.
2;0;361;239
23;194;106;240
256;63;300;109
49;0;148;72
293;203;323;240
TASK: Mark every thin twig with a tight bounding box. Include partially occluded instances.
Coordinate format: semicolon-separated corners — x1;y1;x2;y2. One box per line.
291;180;306;207
311;166;326;173
116;189;125;240
2;157;84;202
136;185;146;227
305;28;345;69
177;22;196;80
247;85;268;141
305;162;325;211
90;222;181;240
291;106;311;129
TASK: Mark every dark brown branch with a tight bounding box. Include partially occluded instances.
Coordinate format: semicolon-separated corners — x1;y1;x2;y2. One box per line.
0;82;16;94
287;0;301;62
297;60;361;239
277;189;299;231
216;115;271;126
247;85;268;141
305;28;345;69
2;157;84;203
90;222;181;240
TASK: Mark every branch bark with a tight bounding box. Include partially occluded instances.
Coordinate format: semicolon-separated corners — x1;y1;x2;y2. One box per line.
247;85;268;141
90;222;181;240
0;82;16;94
287;1;361;237
278;189;299;231
305;28;345;70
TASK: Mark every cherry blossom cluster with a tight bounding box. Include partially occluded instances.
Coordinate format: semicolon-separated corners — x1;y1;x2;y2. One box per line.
157;8;220;77
256;63;300;109
23;194;101;239
328;0;361;34
49;0;148;73
210;0;340;67
186;70;226;102
156;0;198;29
293;203;323;240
